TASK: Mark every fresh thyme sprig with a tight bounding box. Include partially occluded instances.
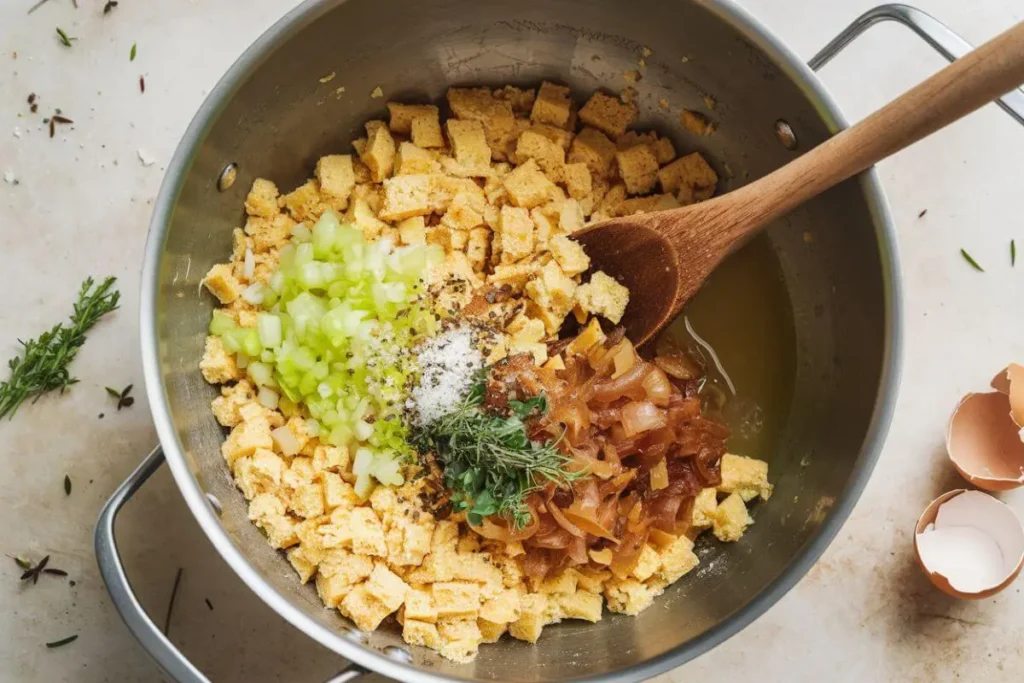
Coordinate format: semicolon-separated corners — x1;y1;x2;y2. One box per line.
412;373;581;528
0;276;120;419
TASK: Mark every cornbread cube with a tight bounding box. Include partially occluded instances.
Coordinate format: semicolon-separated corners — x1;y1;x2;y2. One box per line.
477;618;507;643
576;271;629;324
503;159;556;209
515;130;565;176
406;549;458;584
525;262;576;334
341;585;393;632
568;127;617;178
394;142;440;176
579;92;637;138
680;109;715;136
616;130;657;151
286;546;319;584
508;593;548;643
397;216;427;245
441;192;485;231
232;448;284;500
312;444;350;474
691;487;718;528
712;492;753;542
653;137;676;164
489;261;539;291
539;569;578;595
432;582;481;619
433;521;459;549
657;535;700;584
245;178;280;218
211;380;255;427
315;154;355;205
387;102;439;134
244;213;295;254
411;114;446;149
203;263;241;304
466;226;491;270
574;567;611;593
404;588;438;623
562;162;592;200
479;589;521;624
379;174;434;221
555;198;585;234
529;122;574;150
345;197;388;241
280;179;325;223
247;493;298;549
530;81;572;128
549;235;590;276
365;564;411;612
631;545;662;582
315;572;353;609
447;87;516;158
493;85;537;115
319;548;374;585
346;507;387;556
200;335;240;384
322;472;356;510
360;121;396;182
437;619;483;663
221;415;273;465
403;619;441;649
657;152;718;199
603;578;660;616
616;144;659;195
497;206;535;261
595;182;626;216
620;193;679;216
446;119;491;170
557;590;603;622
290;482;326;519
530;208;555;247
719;454;773;501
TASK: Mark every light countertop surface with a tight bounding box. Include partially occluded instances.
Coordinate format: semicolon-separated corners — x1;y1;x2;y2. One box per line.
2;0;1023;681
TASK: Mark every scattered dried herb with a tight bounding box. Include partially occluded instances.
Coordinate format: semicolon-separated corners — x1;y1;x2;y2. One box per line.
43;568;68;577
56;28;74;48
52;115;73;125
0;277;120;420
105;384;134;410
205;598;213;611
103;1;118;14
139;75;145;93
31;103;38;114
163;567;183;635
1012;240;1016;267
46;635;78;649
49;119;55;138
918;209;927;218
960;249;984;272
27;0;54;14
20;555;50;584
64;474;71;496
130;42;137;61
12;555;32;570
27;93;36;105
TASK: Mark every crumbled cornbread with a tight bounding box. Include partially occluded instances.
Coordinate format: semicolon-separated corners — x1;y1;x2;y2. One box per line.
202;82;759;664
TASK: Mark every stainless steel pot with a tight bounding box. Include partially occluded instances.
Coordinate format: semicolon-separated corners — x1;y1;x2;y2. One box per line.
95;2;1024;682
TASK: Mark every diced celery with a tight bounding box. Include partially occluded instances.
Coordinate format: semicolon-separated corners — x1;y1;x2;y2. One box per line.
257;313;282;348
209;309;236;336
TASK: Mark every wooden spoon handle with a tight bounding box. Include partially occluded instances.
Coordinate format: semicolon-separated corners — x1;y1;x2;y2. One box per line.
708;20;1024;247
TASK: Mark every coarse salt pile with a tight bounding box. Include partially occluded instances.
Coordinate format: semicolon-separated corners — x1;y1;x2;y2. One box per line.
409;326;483;426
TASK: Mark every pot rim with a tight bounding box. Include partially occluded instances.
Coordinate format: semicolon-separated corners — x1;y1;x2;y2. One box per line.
139;0;903;680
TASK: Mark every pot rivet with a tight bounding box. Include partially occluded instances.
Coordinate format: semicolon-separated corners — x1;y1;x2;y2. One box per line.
384;645;413;662
774;120;797;150
217;162;238;192
205;493;223;516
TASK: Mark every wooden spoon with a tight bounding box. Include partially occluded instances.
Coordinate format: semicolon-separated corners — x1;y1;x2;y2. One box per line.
576;21;1024;346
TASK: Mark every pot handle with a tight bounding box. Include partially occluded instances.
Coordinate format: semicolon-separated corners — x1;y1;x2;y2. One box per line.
809;3;1024;125
95;447;370;683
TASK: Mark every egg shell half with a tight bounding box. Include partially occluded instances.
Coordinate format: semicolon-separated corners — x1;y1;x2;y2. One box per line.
947;392;1024;490
914;489;1024;599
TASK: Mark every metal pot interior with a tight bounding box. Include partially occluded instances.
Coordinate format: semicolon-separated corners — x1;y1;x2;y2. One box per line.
146;0;896;679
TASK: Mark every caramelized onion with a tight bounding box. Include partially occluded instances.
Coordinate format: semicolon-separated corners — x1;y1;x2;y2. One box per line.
620;401;667;437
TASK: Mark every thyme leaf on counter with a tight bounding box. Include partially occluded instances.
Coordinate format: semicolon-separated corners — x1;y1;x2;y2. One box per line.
55;28;74;47
46;635;77;648
105;384;134;410
20;555;50;584
960;248;984;272
1012;240;1016;267
12;555;32;570
64;474;71;496
0;276;120;420
411;374;579;528
129;42;137;61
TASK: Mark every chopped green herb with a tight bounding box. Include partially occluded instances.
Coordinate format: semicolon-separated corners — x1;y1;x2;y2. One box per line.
13;555;32;570
164;567;183;636
46;635;77;649
64;474;71;496
1012;240;1016;267
105;384;134;410
55;28;73;47
411;373;580;528
129;42;137;61
20;555;50;584
103;0;118;14
27;0;54;15
960;248;984;272
0;277;119;419
43;568;68;577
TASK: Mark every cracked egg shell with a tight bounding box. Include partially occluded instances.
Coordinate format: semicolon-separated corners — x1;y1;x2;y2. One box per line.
948;390;1024;491
914;489;1024;599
